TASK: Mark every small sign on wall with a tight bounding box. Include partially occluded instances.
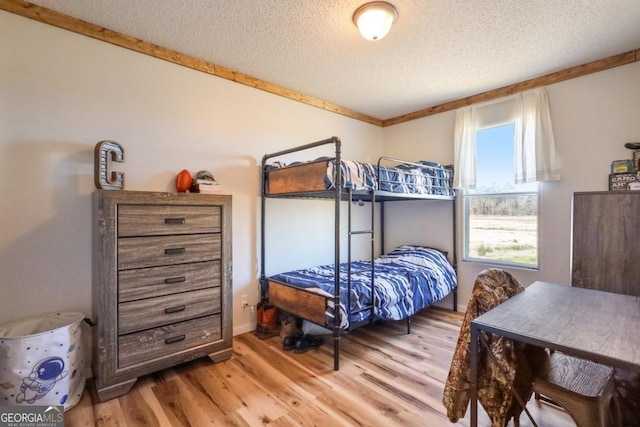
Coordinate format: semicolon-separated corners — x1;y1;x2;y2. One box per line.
94;140;125;190
609;172;639;191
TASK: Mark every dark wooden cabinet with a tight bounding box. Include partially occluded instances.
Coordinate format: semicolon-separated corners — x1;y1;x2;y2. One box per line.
92;190;232;401
572;191;640;296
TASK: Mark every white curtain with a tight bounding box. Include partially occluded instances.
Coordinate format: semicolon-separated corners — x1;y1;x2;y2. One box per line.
453;106;477;189
514;88;561;183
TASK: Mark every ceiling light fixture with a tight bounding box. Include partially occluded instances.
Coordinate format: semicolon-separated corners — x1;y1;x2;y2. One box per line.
353;2;398;41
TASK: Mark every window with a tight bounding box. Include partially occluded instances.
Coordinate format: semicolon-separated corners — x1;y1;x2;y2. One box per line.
456;89;559;268
463;123;539;268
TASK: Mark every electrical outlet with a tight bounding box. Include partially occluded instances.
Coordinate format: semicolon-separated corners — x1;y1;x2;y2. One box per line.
241;294;248;307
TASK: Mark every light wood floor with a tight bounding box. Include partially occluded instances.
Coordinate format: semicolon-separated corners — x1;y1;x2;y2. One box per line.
65;308;574;426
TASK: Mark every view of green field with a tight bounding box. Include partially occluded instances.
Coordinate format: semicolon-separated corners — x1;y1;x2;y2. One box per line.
467;215;537;265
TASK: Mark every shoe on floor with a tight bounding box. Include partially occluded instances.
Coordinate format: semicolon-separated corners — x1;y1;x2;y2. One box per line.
282;331;303;351
293;334;324;354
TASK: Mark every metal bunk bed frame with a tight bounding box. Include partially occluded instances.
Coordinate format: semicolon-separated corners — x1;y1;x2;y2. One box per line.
260;136;457;371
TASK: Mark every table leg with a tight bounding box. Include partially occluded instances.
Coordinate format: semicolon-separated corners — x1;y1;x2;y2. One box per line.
470;323;479;427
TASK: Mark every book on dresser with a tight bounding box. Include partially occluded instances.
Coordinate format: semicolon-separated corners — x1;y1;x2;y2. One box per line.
92;190;232;402
191;178;222;193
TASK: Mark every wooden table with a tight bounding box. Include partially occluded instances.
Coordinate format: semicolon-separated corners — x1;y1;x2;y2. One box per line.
469;281;640;426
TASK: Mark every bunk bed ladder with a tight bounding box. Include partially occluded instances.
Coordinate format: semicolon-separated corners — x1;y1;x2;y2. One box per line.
346;188;376;335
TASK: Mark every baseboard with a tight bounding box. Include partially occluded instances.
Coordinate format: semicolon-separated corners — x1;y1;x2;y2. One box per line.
233;323;254;336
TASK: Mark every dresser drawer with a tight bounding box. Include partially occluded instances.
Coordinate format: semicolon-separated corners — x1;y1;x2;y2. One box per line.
118;205;221;237
118;234;221;270
118;287;221;334
119;260;220;302
118;314;222;369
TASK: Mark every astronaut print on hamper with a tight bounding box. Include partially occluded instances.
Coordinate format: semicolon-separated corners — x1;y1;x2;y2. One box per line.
16;356;69;404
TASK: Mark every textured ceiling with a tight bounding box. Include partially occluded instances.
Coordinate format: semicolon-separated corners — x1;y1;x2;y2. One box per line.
28;0;640;120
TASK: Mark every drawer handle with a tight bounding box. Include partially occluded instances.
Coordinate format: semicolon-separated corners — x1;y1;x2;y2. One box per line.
165;276;186;284
164;305;186;314
165;218;185;225
164;247;186;255
165;335;186;345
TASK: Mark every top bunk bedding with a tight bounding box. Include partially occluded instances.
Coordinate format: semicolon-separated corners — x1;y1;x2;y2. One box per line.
264;157;455;199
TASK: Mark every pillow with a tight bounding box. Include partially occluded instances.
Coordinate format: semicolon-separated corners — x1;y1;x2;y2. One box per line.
384;245;451;269
386;244;448;258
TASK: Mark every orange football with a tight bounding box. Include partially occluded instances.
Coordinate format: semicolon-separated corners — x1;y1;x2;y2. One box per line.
176;169;193;192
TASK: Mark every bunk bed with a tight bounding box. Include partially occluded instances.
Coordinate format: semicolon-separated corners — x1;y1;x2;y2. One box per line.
260;136;458;370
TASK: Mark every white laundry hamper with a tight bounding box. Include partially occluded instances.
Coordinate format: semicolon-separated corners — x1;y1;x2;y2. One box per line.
0;312;87;411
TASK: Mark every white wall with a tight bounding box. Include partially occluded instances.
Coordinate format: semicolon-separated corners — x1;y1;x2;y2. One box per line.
383;61;640;308
0;11;383;335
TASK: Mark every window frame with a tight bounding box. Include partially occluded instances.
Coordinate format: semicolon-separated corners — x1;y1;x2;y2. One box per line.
462;121;541;270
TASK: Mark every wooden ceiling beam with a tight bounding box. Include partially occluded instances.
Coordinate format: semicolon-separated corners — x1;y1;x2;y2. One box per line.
383;50;639;127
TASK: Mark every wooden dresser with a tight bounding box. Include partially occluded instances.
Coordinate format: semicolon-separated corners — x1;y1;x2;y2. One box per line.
572;191;640;296
92;190;232;401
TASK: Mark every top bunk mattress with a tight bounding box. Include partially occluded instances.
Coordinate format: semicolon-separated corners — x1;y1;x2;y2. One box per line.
264;158;455;198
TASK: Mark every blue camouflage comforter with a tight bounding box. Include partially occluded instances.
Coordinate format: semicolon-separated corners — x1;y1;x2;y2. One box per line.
326;160;455;196
268;245;457;329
